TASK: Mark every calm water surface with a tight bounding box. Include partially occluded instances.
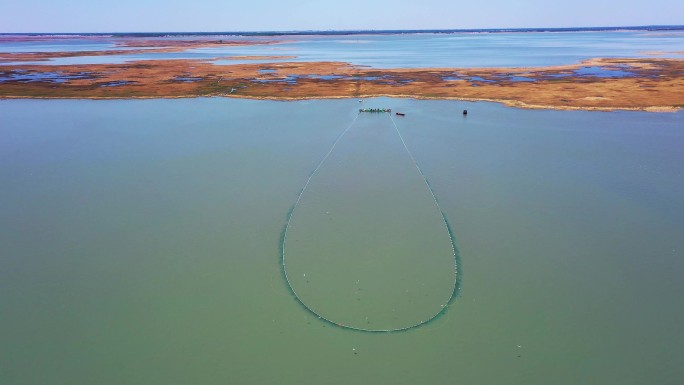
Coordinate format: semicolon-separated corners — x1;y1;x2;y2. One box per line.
1;98;683;384
284;112;456;331
4;31;684;67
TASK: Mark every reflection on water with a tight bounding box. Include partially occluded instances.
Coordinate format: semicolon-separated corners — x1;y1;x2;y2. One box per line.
0;69;92;83
573;65;634;77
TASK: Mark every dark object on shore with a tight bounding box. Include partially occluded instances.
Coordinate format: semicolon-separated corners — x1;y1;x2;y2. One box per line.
396;112;405;116
463;109;468;115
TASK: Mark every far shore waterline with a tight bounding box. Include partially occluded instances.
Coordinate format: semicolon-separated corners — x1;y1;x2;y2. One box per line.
0;94;679;113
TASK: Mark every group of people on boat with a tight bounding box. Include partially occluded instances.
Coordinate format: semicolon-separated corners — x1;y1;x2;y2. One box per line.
359;108;391;113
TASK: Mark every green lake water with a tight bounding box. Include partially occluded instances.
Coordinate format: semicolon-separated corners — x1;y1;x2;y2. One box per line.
284;113;456;331
1;98;683;384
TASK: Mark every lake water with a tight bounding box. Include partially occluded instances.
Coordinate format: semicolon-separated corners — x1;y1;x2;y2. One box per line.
3;30;684;67
283;112;457;331
1;97;683;384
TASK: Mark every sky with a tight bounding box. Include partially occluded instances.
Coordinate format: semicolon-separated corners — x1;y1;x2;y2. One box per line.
1;0;683;33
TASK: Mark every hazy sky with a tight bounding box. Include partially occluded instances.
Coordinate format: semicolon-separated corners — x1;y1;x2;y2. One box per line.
1;0;683;33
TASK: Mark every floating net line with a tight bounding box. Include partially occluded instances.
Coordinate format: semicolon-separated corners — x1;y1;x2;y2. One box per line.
280;111;462;333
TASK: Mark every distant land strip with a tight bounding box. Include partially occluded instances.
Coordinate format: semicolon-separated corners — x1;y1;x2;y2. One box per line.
0;40;279;62
1;25;683;37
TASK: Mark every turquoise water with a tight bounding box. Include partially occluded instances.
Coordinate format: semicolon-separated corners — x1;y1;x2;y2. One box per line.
4;31;684;67
1;98;683;384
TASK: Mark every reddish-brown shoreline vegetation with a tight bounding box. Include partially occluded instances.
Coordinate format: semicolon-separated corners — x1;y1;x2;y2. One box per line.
1;44;682;111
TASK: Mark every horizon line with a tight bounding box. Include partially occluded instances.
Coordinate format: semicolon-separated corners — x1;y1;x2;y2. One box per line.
2;24;684;36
